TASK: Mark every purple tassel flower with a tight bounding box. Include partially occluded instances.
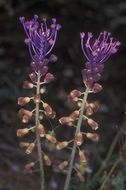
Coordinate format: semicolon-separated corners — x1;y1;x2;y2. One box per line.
80;31;120;87
20;15;61;74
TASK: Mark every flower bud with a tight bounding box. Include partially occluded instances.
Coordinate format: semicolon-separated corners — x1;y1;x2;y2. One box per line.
59;117;69;125
85;106;93;116
47;111;56;119
86;133;99;142
44;73;55;83
18;97;31;106
87;118;99;130
25;162;35;170
23;81;34;89
29;72;37;82
38;124;45;137
43;103;53;115
89;102;99;112
33;95;41;103
22;115;29;123
19;142;30;148
70;90;81;98
70;110;79;120
25;143;35;154
40;87;47;94
17;128;29;137
56;141;69;150
79;151;87;163
43;155;52;166
19;109;32;118
46;134;57;144
92;83;103;93
58;161;68;170
75;132;83;146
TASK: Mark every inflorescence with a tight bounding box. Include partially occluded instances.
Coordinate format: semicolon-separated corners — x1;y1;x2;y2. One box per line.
17;15;120;190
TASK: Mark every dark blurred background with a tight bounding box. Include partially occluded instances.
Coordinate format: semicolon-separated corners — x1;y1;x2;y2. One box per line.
0;0;126;190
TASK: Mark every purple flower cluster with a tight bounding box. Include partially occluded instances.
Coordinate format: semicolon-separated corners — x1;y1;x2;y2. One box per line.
80;31;120;86
20;15;61;74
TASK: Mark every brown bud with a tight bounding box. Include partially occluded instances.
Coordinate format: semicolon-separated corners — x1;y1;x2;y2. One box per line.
89;102;99;112
86;133;99;142
40;87;47;94
58;161;68;170
59;117;69;125
19;142;30;148
43;155;52;166
25;143;35;154
29;72;37;82
70;110;79;120
92;83;103;93
44;73;55;83
85;106;93;116
38;124;45;137
77;172;85;182
19;109;32;118
47;111;56;119
43;103;53;115
87;119;99;130
23;81;34;89
56;141;68;150
46;134;57;144
70;89;81;98
18;97;30;106
75;132;83;146
79;151;87;163
33;95;41;103
17;128;29;137
25;162;35;170
22;115;29;123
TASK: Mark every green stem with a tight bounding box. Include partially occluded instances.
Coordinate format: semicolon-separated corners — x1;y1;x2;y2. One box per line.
63;86;90;190
99;158;121;190
36;70;45;190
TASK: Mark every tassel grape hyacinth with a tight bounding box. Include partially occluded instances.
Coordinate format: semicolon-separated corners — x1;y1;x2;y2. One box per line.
17;15;60;190
62;31;120;190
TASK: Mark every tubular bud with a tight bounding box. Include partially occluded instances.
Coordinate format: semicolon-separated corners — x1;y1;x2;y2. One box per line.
19;142;30;148
25;162;35;170
22;115;30;123
44;73;55;83
38;124;45;137
70;89;81;98
87;118;99;130
46;134;57;144
75;132;83;146
86;133;99;142
40;87;47;94
25;143;35;154
18;97;31;106
85;106;93;116
19;109;32;118
56;141;69;150
70;110;79;120
29;72;37;82
43;155;52;166
79;151;87;163
47;111;56;119
59;117;69;125
92;83;103;93
43;103;53;115
23;81;34;89
17;128;29;137
58;161;68;170
33;95;41;103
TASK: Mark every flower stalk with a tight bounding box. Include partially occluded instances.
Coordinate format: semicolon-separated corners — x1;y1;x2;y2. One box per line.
35;70;45;190
63;86;90;190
